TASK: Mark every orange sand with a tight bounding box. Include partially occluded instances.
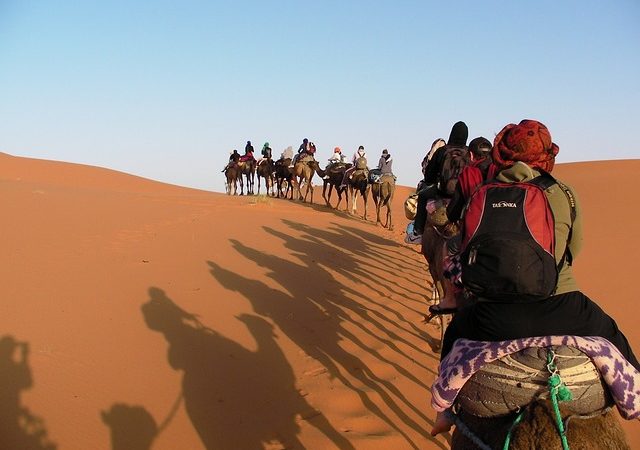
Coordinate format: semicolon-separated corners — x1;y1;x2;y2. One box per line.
0;153;637;449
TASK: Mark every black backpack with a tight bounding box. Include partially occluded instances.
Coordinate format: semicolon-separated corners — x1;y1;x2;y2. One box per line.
438;146;470;197
460;172;576;302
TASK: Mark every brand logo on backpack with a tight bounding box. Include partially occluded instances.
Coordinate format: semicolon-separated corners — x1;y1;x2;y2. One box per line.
492;201;517;208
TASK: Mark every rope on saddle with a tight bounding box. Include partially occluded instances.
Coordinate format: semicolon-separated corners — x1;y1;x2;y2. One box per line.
502;348;574;450
444;409;493;450
502;408;526;450
547;348;572;450
451;347;610;450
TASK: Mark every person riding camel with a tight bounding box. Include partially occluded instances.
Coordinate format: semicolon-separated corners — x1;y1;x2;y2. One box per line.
427;136;496;314
325;146;346;168
406;122;469;245
240;141;256;163
378;149;394;178
327;147;346;164
291;138;310;166
323;147;347;179
420;138;446;184
257;142;273;168
280;146;293;162
222;149;241;172
430;119;640;435
261;142;272;159
340;145;367;189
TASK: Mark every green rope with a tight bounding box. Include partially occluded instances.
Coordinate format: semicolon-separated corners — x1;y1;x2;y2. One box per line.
547;349;571;450
502;408;526;450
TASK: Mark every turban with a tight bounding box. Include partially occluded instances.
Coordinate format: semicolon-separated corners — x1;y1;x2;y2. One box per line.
493;119;559;172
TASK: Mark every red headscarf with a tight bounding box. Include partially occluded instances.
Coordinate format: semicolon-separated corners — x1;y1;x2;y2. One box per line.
492;119;559;173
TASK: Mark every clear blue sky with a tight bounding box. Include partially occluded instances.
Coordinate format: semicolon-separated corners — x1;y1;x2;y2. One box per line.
1;1;638;193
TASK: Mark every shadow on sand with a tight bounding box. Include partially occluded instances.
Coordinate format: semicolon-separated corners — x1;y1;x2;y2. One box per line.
138;287;353;450
0;335;56;450
208;218;447;449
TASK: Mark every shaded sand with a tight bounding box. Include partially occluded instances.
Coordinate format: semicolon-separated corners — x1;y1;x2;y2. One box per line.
0;152;637;449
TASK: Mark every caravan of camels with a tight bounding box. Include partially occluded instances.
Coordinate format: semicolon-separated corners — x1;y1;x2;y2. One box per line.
224;139;396;230
222;122;639;449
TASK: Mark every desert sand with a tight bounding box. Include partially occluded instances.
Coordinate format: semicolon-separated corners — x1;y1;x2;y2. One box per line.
0;152;638;449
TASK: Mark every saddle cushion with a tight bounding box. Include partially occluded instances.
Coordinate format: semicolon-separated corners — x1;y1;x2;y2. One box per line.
457;345;609;417
431;336;640;419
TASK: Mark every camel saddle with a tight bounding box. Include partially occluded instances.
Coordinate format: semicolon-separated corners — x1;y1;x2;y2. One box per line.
431;336;640;420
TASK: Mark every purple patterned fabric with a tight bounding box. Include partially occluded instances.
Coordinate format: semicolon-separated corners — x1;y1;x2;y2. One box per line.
431;336;640;420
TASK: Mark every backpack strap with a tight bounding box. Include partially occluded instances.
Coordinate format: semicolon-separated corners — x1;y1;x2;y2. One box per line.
530;170;577;266
554;179;577;265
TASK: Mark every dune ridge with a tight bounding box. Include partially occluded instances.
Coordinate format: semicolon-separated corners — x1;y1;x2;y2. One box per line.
1;153;637;449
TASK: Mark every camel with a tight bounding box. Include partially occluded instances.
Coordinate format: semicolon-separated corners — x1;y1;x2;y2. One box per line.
224;164;240;195
237;160;256;195
256;159;275;196
318;163;350;210
370;174;395;229
292;156;321;203
449;399;629;449
347;169;370;220
420;225;454;349
274;158;294;199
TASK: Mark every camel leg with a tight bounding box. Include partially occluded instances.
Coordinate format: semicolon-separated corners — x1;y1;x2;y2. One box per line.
288;179;294;200
344;187;350;212
323;182;330;206
386;202;393;230
351;190;358;215
362;189;368;221
297;179;304;201
303;178;313;203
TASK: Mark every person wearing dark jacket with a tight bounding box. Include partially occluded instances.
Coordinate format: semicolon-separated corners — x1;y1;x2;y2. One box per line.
405;121;468;244
446;136;493;223
377;149;393;175
222;149;241;172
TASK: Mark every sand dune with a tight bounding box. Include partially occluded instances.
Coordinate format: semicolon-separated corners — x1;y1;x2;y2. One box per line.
1;153;638;449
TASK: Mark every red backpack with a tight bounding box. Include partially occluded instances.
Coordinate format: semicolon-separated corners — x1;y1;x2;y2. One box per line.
460;172;575;302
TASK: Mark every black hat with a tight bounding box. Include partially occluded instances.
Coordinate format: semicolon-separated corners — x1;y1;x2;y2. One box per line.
382;149;388;155
448;121;468;147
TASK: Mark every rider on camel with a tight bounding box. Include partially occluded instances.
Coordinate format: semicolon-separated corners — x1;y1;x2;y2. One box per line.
222;149;241;172
340;145;367;188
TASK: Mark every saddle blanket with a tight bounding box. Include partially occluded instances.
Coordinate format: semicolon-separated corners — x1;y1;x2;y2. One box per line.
431;335;640;419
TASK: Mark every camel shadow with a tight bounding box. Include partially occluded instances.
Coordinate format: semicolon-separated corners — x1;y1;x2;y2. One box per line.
208;219;448;449
140;287;352;450
0;335;56;450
